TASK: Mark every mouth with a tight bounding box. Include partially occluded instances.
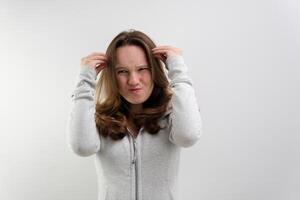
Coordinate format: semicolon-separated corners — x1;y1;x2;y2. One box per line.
129;88;142;92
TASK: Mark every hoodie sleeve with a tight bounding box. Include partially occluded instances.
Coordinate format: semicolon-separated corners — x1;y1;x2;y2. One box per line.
166;55;203;148
66;66;101;156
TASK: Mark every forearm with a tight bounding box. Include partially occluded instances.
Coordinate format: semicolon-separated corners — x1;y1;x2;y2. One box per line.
167;55;203;147
66;66;101;156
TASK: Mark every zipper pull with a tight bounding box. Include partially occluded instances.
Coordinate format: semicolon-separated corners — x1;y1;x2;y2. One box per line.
132;151;136;164
132;138;137;164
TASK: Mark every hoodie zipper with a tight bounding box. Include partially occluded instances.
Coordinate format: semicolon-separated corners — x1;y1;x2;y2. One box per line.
127;128;138;200
133;137;138;200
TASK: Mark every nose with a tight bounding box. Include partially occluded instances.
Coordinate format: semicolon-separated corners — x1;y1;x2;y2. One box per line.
128;72;140;86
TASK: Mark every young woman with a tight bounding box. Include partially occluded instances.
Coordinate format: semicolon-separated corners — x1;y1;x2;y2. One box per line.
67;29;202;200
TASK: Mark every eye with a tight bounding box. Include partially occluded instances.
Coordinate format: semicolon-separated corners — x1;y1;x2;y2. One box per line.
117;70;128;74
139;67;148;71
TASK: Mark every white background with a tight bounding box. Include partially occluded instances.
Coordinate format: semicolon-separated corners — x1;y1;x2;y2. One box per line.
0;0;299;199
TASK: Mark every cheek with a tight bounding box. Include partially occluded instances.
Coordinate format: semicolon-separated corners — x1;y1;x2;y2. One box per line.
144;74;153;85
116;77;126;89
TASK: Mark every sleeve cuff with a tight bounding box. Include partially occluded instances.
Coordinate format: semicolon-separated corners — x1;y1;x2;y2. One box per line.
79;65;97;80
166;54;185;67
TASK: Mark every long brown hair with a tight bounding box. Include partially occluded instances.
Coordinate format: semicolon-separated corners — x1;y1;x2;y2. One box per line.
94;29;173;140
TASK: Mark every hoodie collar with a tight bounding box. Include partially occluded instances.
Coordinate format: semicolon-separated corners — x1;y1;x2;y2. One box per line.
163;101;173;117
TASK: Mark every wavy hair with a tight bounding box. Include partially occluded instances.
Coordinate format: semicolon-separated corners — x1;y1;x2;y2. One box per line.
94;29;173;140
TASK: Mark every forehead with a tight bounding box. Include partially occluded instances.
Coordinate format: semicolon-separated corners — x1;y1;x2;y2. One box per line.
115;45;148;68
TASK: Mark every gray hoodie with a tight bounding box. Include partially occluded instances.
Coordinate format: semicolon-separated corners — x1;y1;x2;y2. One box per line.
66;55;202;200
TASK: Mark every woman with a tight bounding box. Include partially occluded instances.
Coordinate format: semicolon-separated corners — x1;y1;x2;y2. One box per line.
67;29;202;200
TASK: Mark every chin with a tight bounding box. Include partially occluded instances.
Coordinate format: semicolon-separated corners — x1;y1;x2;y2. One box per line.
126;98;145;104
122;95;145;104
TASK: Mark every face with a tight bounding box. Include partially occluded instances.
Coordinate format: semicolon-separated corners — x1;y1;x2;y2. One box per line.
115;45;154;111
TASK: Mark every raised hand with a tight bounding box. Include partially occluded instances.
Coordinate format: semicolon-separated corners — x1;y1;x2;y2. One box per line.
80;52;108;75
151;45;182;65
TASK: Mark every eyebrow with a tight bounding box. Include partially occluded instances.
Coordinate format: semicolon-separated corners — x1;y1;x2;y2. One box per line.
115;65;148;69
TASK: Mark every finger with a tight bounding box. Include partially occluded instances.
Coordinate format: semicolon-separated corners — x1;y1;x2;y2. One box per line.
153;54;164;59
153;45;172;48
86;52;107;58
153;54;167;63
152;45;174;50
152;46;181;54
82;55;108;64
81;53;106;62
88;52;106;56
152;47;167;52
95;64;107;73
89;55;108;61
151;49;168;57
152;49;168;54
152;48;167;53
152;48;182;57
95;60;107;66
89;60;107;68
